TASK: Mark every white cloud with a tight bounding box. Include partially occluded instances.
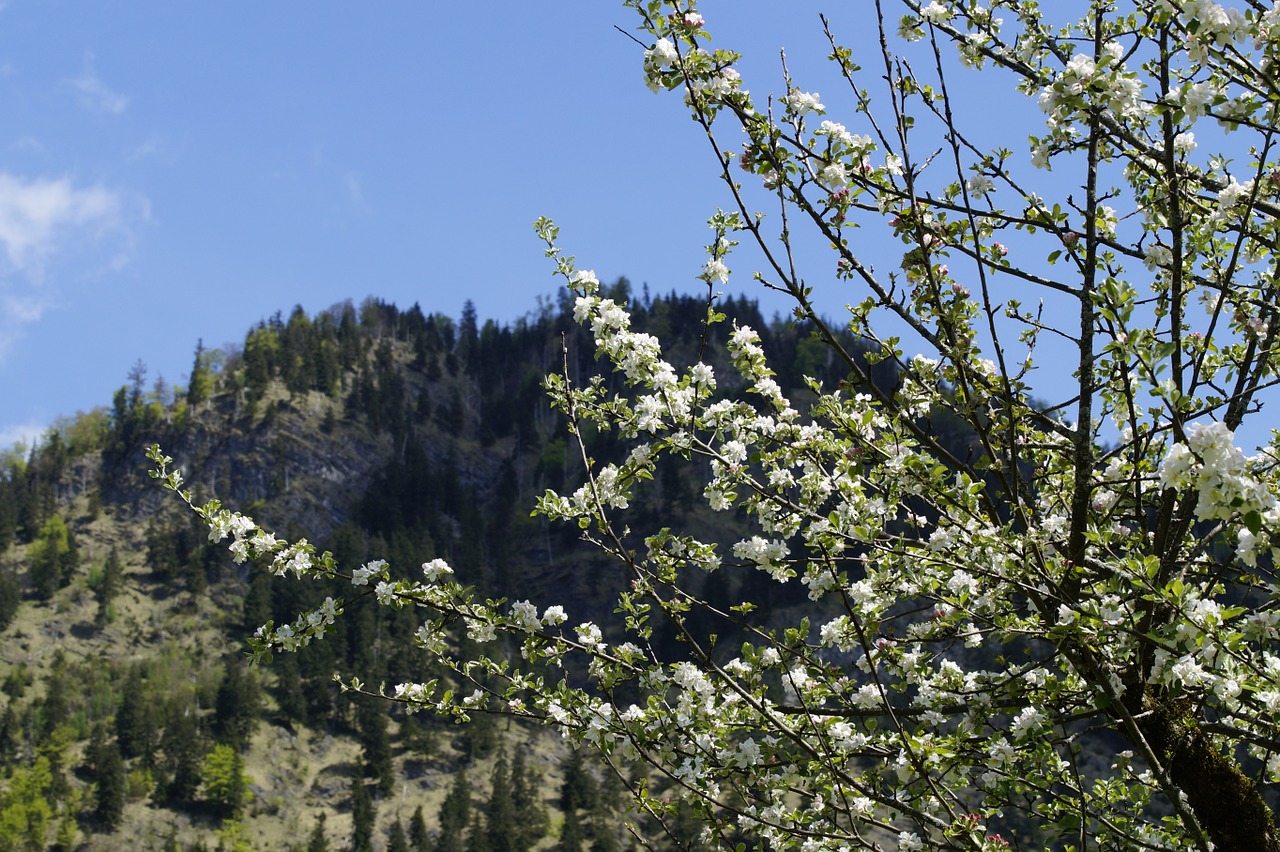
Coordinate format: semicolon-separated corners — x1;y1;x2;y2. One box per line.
71;53;129;114
0;173;122;276
0;293;33;363
0;172;140;366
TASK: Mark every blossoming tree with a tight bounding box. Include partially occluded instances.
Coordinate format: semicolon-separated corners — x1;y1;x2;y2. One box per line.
151;0;1280;848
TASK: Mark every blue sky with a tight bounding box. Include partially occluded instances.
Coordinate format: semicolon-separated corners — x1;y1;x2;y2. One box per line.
3;0;900;450
3;1;1177;455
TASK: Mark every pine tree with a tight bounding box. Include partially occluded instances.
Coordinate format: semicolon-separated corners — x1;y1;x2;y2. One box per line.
144;516;180;582
464;810;490;852
509;746;548;848
0;705;16;764
115;666;157;765
408;806;429;852
187;339;215;407
89;726;125;829
559;749;595;814
306;813;329;852
350;780;375;852
63;524;80;580
434;770;470;852
159;706;204;805
94;547;123;628
588;768;626;852
38;651;70;739
589;823;620;852
355;697;394;793
273;653;308;728
214;660;259;751
0;567;20;631
486;750;516;852
241;572;273;634
458;300;479;367
387;820;409;852
557;807;584;852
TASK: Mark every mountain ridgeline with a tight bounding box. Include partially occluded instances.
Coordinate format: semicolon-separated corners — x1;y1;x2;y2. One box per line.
0;283;976;850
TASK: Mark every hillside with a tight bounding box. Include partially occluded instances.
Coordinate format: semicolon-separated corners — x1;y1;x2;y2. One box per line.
0;284;941;851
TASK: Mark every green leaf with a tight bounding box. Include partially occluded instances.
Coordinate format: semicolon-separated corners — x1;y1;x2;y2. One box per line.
1244;510;1263;535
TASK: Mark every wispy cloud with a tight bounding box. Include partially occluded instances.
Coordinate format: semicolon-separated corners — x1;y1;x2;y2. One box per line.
0;173;122;276
10;136;44;156
0;172;139;365
346;172;370;213
71;53;128;115
0;419;47;454
2;292;44;323
125;135;174;164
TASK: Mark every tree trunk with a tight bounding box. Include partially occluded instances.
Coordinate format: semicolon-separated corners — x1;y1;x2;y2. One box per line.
1132;694;1279;851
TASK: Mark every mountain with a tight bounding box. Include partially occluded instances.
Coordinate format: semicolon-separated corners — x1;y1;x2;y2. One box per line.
0;282;932;851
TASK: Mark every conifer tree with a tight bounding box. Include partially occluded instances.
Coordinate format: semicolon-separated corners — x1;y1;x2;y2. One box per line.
588;768;625;852
509;746;547;849
457;299;480;372
273;653;308;728
485;750;516;852
89;725;125;829
159;706;204;805
94;546;123;628
0;706;16;764
387;820;409;852
64;524;79;579
350;779;375;852
396;709;435;756
0;468;15;554
464;810;490;852
556;807;584;852
306;813;329;852
408;806;428;852
214;659;259;752
241;572;273;634
0;566;18;631
588;814;620;852
434;769;469;852
187;339;215;407
355;697;394;793
558;749;595;815
115;666;157;765
144;516;180;582
38;651;70;739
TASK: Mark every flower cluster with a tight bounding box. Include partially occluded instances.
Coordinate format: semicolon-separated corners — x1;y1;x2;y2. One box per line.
1159;421;1274;521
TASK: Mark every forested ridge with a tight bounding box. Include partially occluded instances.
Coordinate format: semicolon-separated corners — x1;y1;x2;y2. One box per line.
0;284;971;850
